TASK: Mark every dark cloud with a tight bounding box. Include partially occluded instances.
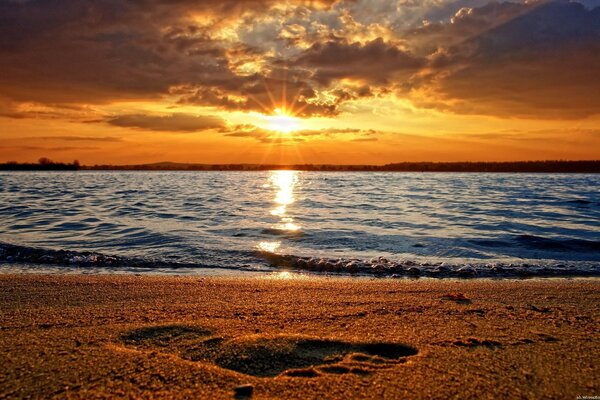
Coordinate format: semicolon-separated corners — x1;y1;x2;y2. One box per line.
106;114;225;132
293;38;424;85
414;1;600;118
0;1;279;103
178;70;337;116
406;1;532;54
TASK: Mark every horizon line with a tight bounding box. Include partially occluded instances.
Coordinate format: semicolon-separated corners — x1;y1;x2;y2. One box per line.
2;159;600;173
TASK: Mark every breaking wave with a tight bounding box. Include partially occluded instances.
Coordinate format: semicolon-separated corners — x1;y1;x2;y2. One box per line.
1;242;599;278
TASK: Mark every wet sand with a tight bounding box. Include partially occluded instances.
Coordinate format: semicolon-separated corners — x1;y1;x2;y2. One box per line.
0;273;598;399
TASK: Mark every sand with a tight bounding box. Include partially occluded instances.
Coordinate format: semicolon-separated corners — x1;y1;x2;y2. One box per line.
0;273;598;399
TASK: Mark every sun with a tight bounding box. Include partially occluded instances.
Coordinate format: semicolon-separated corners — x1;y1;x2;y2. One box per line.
265;108;301;133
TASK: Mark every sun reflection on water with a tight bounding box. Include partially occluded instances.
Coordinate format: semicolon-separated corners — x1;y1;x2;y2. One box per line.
271;170;300;231
257;241;281;253
265;271;308;280
256;170;301;254
272;170;297;206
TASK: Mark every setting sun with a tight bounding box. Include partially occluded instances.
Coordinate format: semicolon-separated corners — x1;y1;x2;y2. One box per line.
265;108;301;133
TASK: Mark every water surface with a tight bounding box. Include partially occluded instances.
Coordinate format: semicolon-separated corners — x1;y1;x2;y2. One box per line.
1;171;599;277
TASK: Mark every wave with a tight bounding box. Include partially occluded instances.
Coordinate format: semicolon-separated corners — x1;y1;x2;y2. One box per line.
470;235;600;252
515;235;600;252
257;252;600;278
0;242;249;272
2;241;598;279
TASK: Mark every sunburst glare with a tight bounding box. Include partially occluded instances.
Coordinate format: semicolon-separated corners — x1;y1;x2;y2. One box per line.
265;108;301;133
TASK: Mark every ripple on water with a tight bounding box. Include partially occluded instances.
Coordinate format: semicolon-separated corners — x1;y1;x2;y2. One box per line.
0;171;599;275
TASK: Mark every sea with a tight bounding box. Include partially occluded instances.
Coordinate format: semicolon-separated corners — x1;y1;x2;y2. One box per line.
1;171;599;278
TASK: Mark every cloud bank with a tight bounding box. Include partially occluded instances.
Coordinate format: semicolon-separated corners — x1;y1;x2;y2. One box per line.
0;0;598;119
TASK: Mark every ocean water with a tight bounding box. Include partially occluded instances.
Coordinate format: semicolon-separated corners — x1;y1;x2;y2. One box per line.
0;171;599;278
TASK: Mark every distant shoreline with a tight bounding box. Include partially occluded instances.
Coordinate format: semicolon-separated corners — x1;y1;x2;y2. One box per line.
1;160;600;173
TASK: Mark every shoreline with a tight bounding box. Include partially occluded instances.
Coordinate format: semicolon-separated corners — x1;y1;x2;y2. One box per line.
3;262;600;281
1;273;598;399
2;264;600;281
2;241;600;279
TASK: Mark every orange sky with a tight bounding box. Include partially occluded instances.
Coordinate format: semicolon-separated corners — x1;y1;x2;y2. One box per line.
1;0;599;165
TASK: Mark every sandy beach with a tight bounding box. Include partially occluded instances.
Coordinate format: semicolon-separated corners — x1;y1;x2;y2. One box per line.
0;273;598;399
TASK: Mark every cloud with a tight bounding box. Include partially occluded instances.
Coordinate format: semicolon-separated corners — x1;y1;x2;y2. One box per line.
0;99;99;120
411;1;600;118
405;1;532;54
0;0;598;120
106;113;225;132
455;128;600;142
223;126;304;143
25;136;123;142
293;38;424;85
0;145;99;151
223;125;379;142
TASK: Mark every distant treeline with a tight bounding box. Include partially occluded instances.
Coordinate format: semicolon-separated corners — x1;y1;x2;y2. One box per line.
0;158;80;171
2;159;600;173
84;160;600;173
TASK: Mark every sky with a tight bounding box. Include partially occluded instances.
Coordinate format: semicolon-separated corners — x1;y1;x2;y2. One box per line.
1;0;599;165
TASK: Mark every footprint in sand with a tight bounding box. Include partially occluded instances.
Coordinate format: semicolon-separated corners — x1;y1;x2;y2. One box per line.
120;325;418;378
